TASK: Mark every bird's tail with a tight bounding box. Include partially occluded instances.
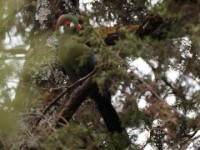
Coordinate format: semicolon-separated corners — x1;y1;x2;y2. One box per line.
89;85;124;132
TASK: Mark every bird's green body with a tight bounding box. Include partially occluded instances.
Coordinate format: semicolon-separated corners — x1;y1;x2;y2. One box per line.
55;14;124;133
56;14;93;81
58;35;91;80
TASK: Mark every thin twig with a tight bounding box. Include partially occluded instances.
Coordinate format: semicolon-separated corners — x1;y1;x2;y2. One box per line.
179;134;200;150
129;66;187;119
138;76;187;118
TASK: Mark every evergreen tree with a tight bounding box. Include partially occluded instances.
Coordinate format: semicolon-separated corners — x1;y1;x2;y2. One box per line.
0;0;199;149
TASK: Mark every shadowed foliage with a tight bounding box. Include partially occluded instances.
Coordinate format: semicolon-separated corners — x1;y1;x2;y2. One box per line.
0;0;200;149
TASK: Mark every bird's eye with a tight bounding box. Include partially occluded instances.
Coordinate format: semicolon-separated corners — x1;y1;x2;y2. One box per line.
64;21;71;27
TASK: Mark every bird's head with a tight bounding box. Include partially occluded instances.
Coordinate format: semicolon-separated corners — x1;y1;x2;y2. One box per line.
55;14;82;35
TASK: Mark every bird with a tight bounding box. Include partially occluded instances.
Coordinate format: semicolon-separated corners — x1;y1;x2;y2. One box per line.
55;14;124;133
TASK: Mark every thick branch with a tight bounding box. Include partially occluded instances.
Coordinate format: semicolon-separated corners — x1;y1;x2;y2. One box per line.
34;65;100;127
43;65;99;115
56;76;94;125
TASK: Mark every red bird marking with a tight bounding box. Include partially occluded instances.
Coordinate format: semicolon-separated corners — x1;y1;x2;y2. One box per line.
55;15;66;30
55;15;82;30
75;24;82;30
64;21;71;27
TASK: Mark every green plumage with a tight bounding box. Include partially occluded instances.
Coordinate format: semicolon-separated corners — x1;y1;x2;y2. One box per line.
58;35;91;74
56;14;92;80
56;14;124;133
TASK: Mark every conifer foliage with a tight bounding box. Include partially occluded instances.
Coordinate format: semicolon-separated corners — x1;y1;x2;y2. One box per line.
0;0;200;149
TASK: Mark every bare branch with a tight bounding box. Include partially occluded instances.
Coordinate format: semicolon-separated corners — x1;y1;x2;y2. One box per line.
55;76;93;125
34;65;100;127
179;133;200;150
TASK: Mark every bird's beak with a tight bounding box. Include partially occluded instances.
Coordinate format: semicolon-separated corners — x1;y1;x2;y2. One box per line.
75;24;82;30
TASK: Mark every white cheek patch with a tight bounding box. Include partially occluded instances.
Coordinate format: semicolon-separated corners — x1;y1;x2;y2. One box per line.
70;22;75;27
59;26;64;33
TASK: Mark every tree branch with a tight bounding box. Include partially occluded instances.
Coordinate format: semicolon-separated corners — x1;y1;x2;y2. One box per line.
179;133;200;150
129;65;187;119
55;76;93;126
1;49;27;55
34;65;100;127
161;76;188;114
137;76;187;119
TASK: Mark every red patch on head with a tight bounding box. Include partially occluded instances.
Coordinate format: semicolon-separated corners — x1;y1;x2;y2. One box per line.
55;15;68;30
64;21;71;27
